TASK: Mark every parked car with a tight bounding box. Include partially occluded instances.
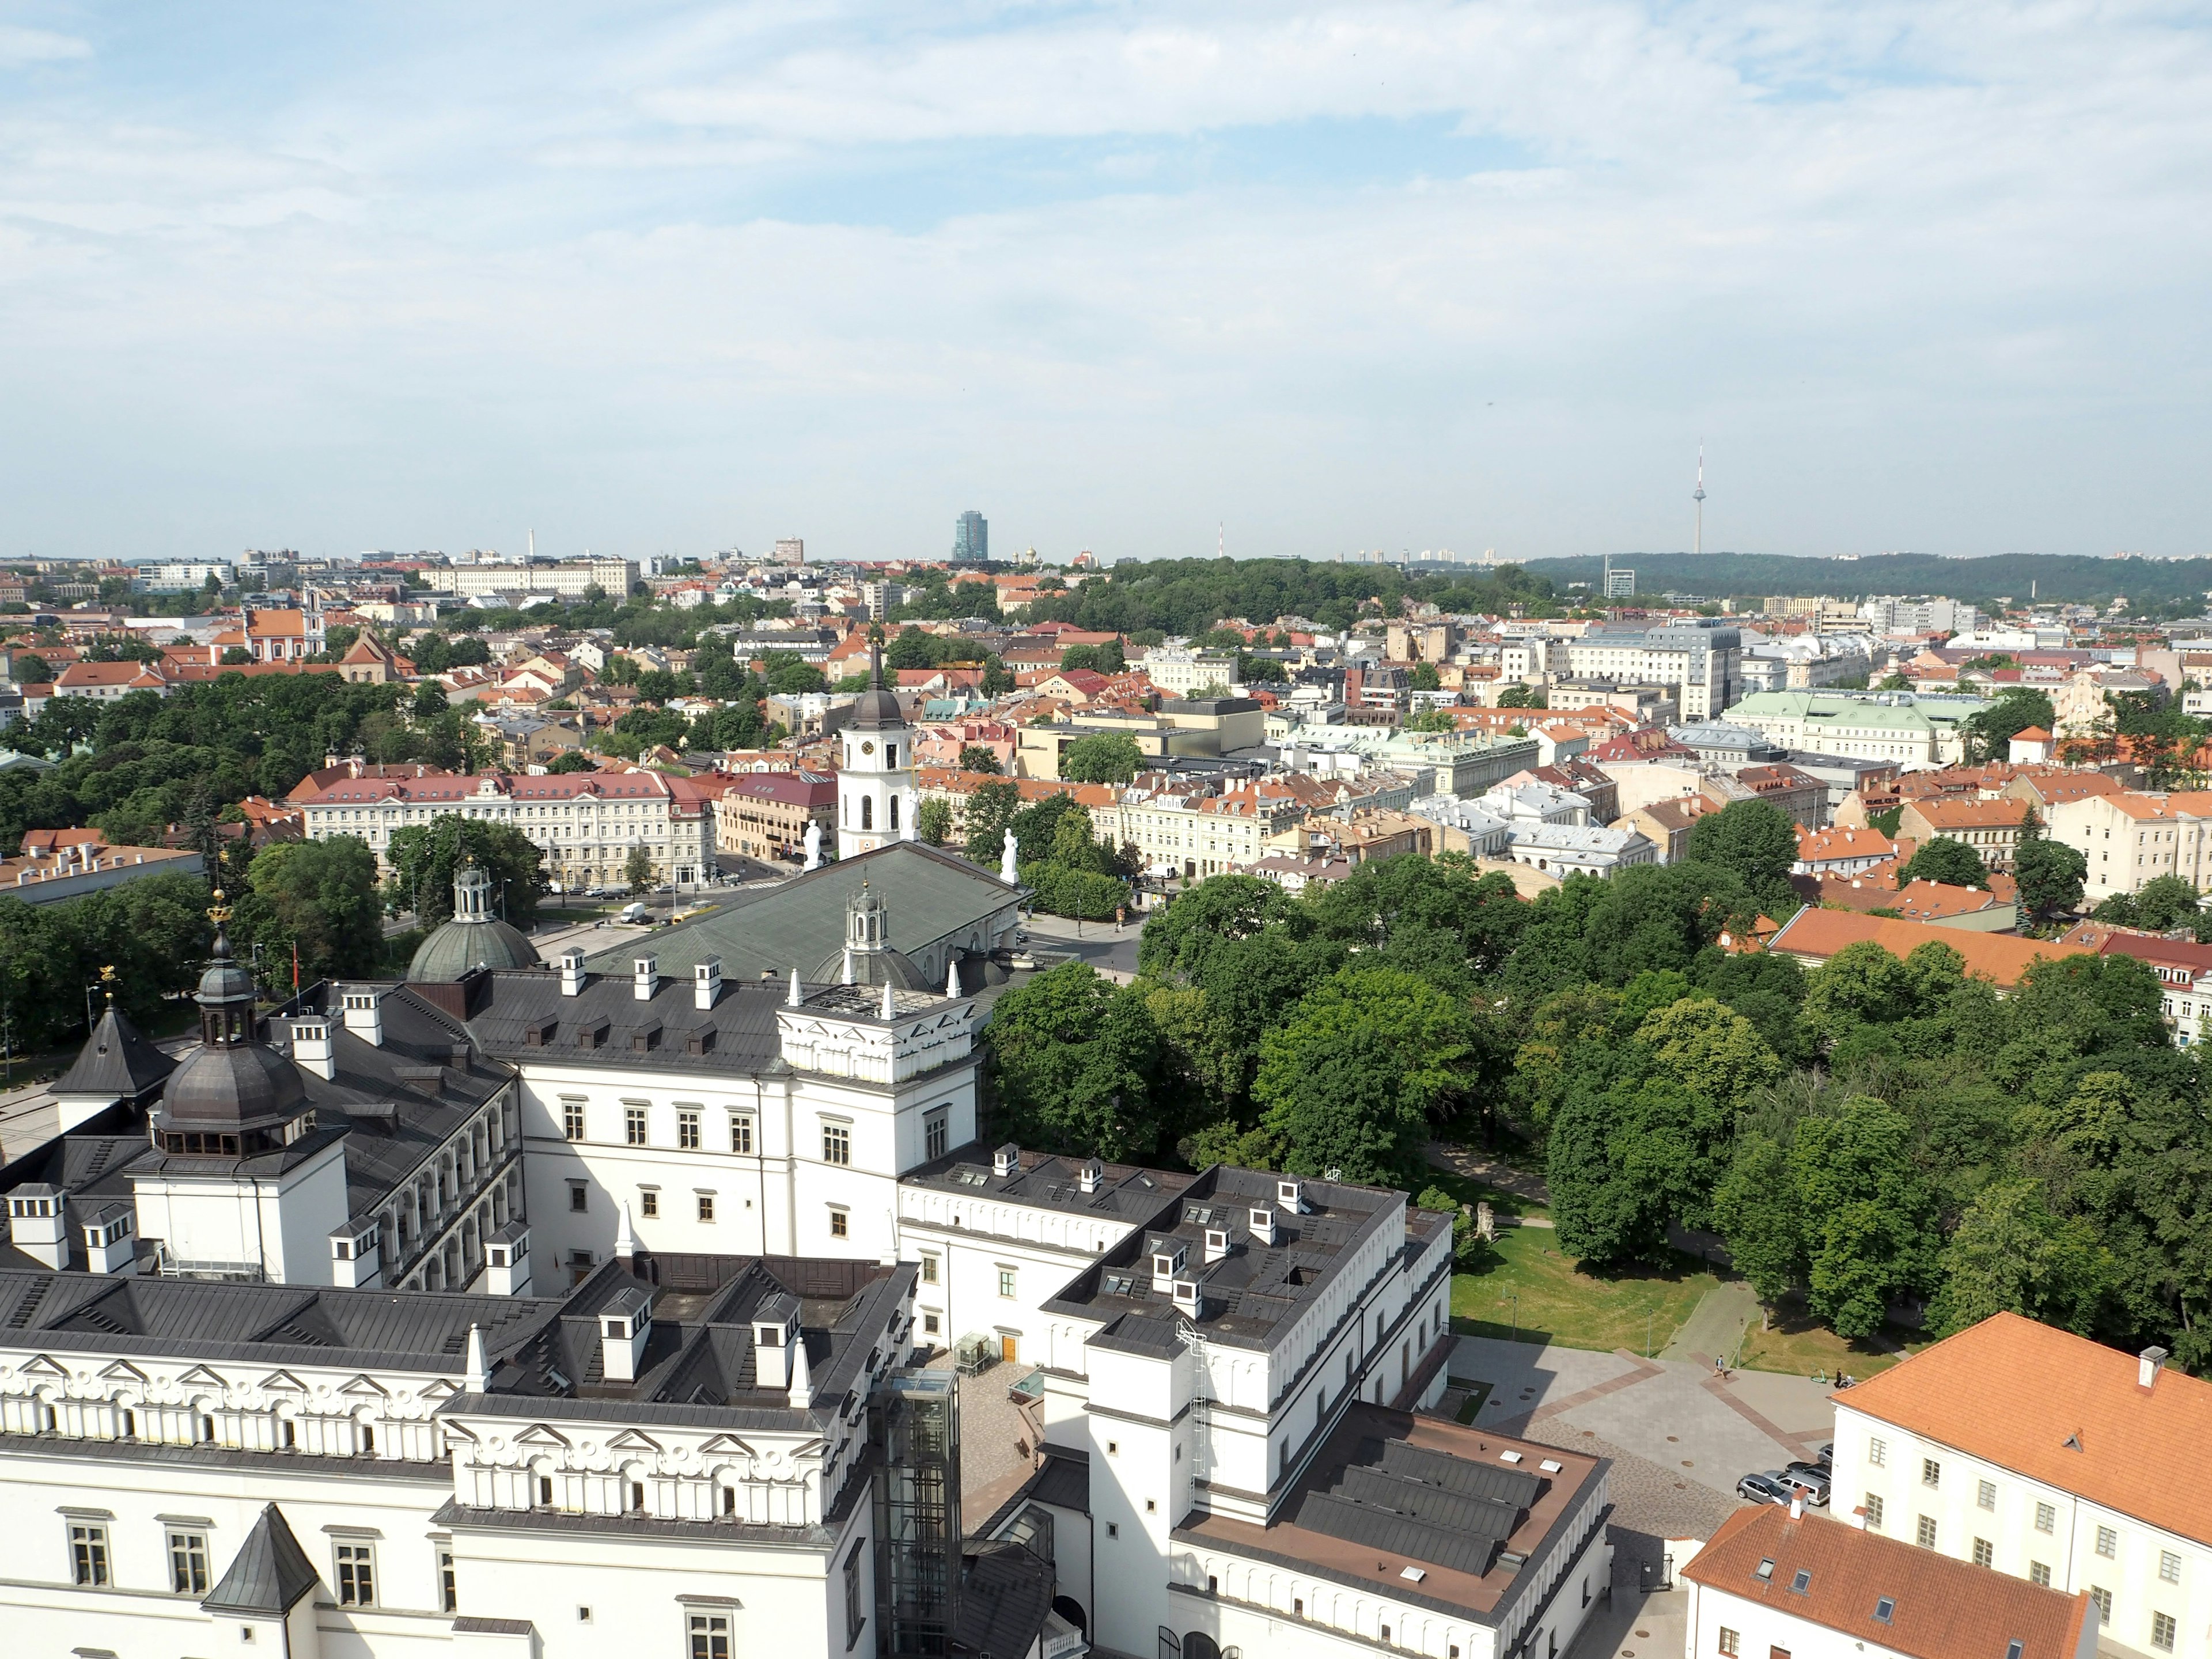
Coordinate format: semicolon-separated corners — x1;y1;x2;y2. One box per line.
1813;1441;1834;1472
619;902;650;924
1737;1472;1793;1505
1778;1466;1831;1505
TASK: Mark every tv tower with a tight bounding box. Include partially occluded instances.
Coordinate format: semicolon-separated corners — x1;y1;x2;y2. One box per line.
1692;444;1706;556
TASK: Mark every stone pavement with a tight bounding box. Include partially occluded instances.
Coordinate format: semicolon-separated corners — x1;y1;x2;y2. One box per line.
1452;1335;1836;1509
919;1350;1048;1532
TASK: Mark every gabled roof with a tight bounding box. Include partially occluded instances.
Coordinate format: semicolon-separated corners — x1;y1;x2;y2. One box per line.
52;1002;177;1100
1682;1503;2088;1659
202;1503;321;1616
1838;1312;2212;1546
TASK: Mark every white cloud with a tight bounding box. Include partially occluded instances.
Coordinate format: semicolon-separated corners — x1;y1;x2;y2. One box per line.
0;23;90;66
0;1;2208;559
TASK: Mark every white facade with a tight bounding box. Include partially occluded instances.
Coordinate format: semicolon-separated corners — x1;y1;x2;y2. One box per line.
1565;624;1741;720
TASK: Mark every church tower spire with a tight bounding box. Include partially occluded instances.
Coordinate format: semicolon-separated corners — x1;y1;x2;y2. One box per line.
837;637;915;861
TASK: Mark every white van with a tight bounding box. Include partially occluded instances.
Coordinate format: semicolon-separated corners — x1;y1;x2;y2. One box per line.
619;902;649;925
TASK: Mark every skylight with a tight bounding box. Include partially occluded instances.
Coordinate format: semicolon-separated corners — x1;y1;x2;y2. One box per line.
1755;1559;1775;1582
1790;1569;1811;1594
1874;1598;1895;1623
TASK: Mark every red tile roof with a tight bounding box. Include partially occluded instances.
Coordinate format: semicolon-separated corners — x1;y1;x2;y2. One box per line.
1683;1503;2091;1659
1839;1312;2212;1545
1767;908;2089;986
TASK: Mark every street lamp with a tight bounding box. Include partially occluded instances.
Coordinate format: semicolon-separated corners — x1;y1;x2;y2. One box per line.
1501;1291;1518;1344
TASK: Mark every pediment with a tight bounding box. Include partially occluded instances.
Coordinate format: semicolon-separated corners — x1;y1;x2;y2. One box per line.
98;1359;148;1382
257;1369;309;1393
20;1354;68;1377
513;1423;572;1447
337;1373;391;1398
176;1364;228;1389
606;1427;663;1452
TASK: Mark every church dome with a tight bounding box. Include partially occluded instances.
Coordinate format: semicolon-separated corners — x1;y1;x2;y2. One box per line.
848;639;906;731
408;861;543;982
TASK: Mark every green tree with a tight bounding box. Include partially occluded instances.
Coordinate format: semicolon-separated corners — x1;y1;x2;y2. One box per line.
1790;1096;1938;1339
2012;809;2086;922
961;780;1022;865
983;962;1164;1160
1712;1132;1802;1304
1409;661;1441;691
547;750;599;774
1962;688;2056;763
958;745;1003;775
219;646;253;665
624;843;655;893
1254;967;1476;1183
1684;798;1800;915
1402;709;1457;733
916;797;955;847
1059;733;1145;785
13;653;51;684
1897;836;1988;888
1495;683;1542;709
2100;873;2202;932
1926;1180;2114;1338
980;656;1016;696
232;836;382;982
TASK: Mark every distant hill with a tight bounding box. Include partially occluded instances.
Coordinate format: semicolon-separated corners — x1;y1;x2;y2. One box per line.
1521;552;2212;610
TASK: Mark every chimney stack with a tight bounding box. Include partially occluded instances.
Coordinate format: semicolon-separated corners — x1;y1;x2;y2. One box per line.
599;1287;652;1384
694;956;722;1010
1077;1157;1104;1195
993;1143;1019;1179
2140;1346;2169;1391
559;949;587;997
634;955;658;1001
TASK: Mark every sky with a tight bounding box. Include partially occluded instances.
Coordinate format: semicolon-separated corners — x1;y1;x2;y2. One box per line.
2;3;2210;567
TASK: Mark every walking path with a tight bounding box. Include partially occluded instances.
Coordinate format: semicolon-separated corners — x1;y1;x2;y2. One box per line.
1658;1281;1759;1367
1425;1141;1551;1205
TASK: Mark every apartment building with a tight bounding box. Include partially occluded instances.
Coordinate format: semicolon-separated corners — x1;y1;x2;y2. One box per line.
296;768;717;889
712;769;837;863
1564;620;1741;719
1112;776;1327;877
2043;790;2212;900
1139;647;1241;697
1834;1315;2209;1659
1895;797;2033;871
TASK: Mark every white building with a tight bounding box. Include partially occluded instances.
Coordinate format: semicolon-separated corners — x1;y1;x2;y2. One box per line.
1682;1501;2095;1659
1564;622;1742;720
1502;823;1657;877
1140;648;1242;698
1831;1313;2211;1659
1723;691;1987;768
0;844;1613;1659
295;766;717;890
423;557;638;599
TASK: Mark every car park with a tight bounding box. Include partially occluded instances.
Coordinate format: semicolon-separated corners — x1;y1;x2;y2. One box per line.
1737;1471;1793;1505
1777;1465;1831;1505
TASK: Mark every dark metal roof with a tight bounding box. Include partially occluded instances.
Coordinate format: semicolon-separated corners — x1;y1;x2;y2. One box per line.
581;840;1020;981
408;914;543;982
200;1503;320;1615
465;971;789;1076
52;1005;176;1101
1043;1165;1414;1353
903;1146;1192;1225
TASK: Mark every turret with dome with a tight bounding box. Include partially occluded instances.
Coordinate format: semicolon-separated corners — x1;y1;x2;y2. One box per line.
809;880;929;991
407;860;542;983
149;892;312;1159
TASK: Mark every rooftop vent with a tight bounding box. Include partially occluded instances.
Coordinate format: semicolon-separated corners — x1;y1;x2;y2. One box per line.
695;956;722;1010
599;1286;653;1384
1249;1206;1278;1247
634;955;659;1001
1150;1241;1188;1292
1277;1179;1305;1214
1077;1158;1104;1195
993;1143;1019;1178
559;949;587;997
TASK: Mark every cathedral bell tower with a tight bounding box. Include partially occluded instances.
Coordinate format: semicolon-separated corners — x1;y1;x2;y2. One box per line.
838;638;916;860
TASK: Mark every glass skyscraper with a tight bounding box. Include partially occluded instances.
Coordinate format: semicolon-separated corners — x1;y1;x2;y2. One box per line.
951;509;987;563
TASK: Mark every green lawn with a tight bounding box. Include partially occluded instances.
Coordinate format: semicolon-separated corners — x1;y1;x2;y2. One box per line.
1449;1224;1718;1355
1734;1299;1923;1380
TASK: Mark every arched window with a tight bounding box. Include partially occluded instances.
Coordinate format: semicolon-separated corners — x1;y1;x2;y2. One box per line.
1185;1634;1221;1659
862;797;874;831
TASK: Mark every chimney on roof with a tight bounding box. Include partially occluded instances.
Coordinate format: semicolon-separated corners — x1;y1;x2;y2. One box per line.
634;955;658;1001
694;956;722;1010
2140;1346;2169;1390
1849;1505;1868;1530
993;1143;1019;1178
1077;1157;1103;1194
599;1287;652;1384
559;949;587;997
1787;1494;1804;1522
